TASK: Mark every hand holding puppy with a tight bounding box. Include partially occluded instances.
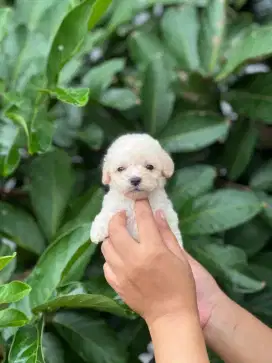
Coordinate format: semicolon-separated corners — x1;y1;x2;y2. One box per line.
101;199;197;325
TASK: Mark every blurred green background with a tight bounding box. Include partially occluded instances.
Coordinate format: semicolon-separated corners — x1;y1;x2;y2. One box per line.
0;0;272;362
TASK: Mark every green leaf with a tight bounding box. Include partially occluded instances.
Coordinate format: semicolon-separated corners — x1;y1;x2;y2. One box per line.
23;224;91;310
225;73;272;124
0;309;28;328
0;202;45;255
181;189;262;235
0;253;16;272
0;245;16;284
88;0;112;30
82;59;125;97
226;217;271;257
9;319;45;363
53;311;127;363
0;281;31;304
128;30;177;71
109;0;207;31
218;25;272;80
60;242;96;284
0;121;20;177
42;87;90;107
161;6;200;71
29;150;74;241
0;8;12;43
199;0;226;73
141;54;174;135
250;160;272;192
159;111;229;152
77;123;104;150
260;193;272;228
47;0;110;86
33;293;135;318
189;240;264;293
100;88;139;110
43;333;65;363
221;119;257;180
168;165;216;211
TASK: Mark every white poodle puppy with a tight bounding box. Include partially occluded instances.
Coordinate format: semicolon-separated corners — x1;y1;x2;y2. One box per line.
90;133;183;246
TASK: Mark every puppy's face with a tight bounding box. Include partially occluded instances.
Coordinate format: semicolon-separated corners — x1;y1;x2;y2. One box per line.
102;135;174;200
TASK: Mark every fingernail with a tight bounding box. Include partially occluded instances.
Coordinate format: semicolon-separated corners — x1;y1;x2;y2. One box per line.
156;210;168;227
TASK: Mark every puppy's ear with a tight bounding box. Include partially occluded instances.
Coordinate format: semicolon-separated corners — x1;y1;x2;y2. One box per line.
161;149;174;178
102;159;111;185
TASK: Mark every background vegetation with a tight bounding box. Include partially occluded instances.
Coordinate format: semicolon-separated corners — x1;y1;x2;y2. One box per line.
0;0;272;362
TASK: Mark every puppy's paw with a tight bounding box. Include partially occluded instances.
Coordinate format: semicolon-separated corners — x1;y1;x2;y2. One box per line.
90;219;108;244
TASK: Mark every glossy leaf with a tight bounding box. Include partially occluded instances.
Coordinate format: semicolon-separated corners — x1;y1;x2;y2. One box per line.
42;87;90;107
218;25;272;80
190;240;264;293
141;54;174;135
159;111;229;152
225;73;272;124
168;165;216;211
29;150;74;241
82;59;125;97
9;319;45;363
47;0;110;86
0;281;31;304
88;0;112;30
33;293;136;318
181;189;262;235
25;224;90;310
199;0;226;73
250;160;272;192
53;311;127;363
221;119;257;180
43;333;65;363
0;122;20;176
109;0;207;31
0;202;45;255
100;88;139;110
226;217;271;257
0;252;16;272
260;193;272;228
161;6;200;71
0;245;16;284
0;309;28;328
0;8;12;43
129;30;177;71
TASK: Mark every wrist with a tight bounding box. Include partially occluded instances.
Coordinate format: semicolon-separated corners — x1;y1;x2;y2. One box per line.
203;291;238;345
146;308;200;332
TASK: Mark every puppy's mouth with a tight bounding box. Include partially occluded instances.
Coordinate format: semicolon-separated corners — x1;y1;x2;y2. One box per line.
125;188;149;200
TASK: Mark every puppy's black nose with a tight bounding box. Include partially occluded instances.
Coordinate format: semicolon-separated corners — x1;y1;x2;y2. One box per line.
130;177;142;186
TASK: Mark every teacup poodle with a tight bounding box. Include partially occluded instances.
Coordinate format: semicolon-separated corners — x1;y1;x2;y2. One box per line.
90;133;183;246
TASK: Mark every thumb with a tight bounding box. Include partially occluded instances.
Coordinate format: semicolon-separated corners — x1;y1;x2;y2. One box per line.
154;210;184;258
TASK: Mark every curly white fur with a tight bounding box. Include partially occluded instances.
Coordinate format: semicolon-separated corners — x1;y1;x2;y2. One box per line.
90;133;183;246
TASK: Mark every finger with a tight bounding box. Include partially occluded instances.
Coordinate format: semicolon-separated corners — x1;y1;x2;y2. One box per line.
109;211;137;257
135;200;162;245
101;238;123;269
155;210;184;257
103;262;119;291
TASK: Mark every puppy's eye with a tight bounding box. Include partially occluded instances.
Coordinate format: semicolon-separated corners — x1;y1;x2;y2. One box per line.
117;166;125;172
146;164;154;171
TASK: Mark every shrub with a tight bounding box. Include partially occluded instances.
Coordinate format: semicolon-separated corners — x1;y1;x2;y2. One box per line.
0;0;272;362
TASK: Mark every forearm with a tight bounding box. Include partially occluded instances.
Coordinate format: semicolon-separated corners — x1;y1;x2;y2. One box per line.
147;312;210;363
205;293;272;363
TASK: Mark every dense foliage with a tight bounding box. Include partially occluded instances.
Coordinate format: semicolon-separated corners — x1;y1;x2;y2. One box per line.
0;0;272;362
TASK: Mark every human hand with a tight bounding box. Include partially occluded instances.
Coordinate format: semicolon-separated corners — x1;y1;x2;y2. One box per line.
154;211;225;328
101;200;198;326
